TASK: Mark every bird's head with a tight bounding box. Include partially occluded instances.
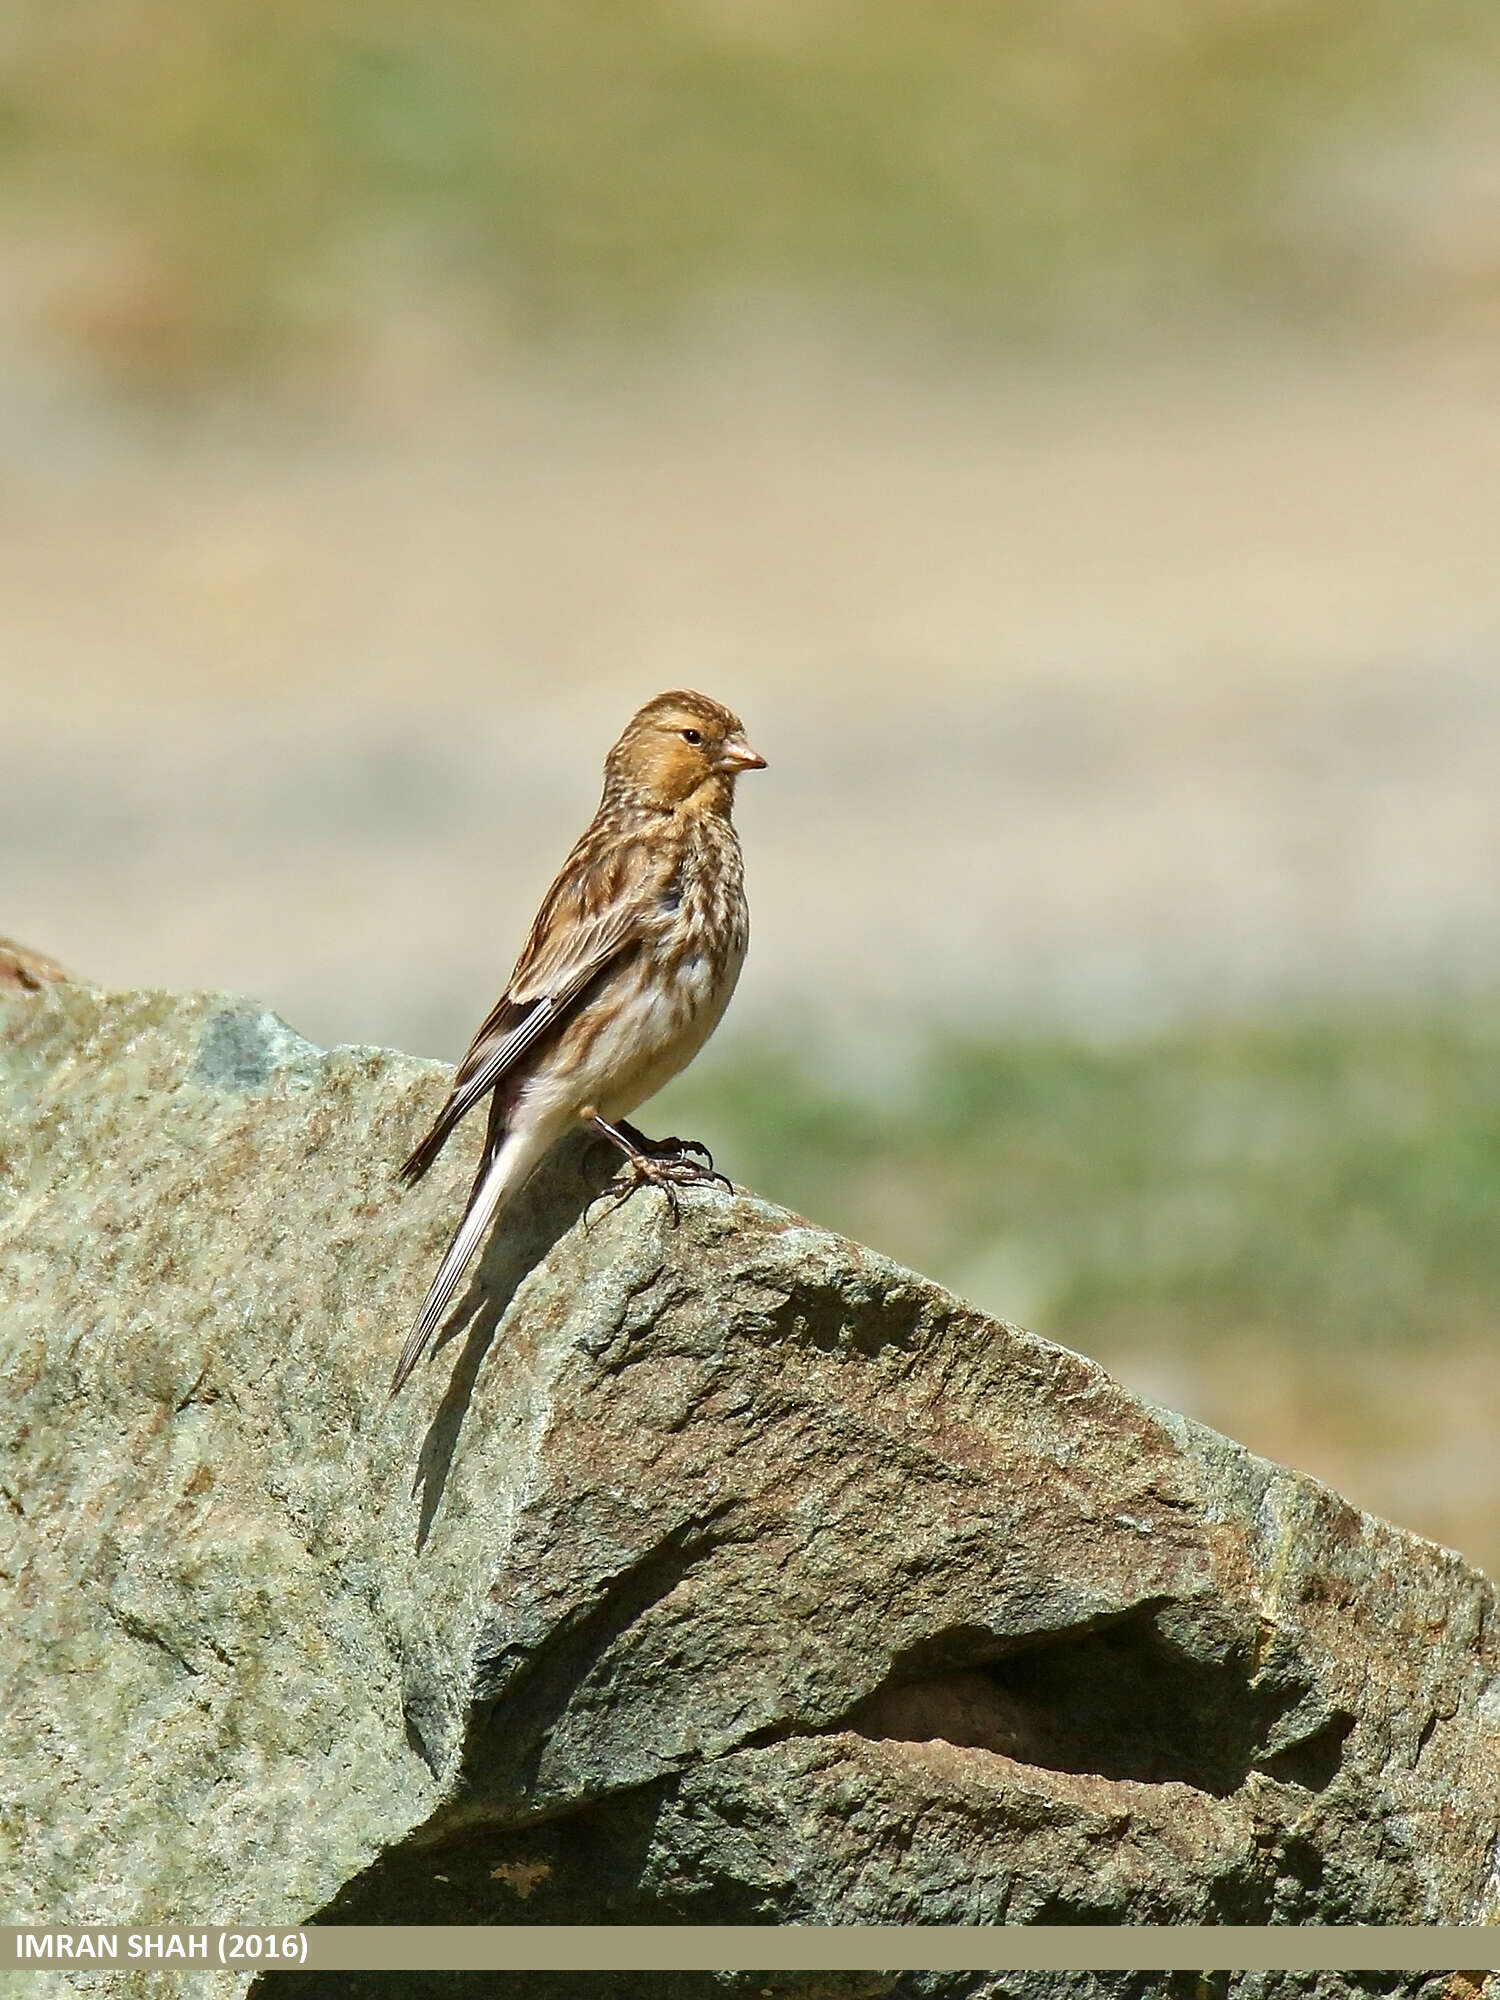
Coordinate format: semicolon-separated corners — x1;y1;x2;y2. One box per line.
604;691;766;813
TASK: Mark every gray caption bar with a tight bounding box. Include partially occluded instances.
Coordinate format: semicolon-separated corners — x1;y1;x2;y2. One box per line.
5;1928;1500;1972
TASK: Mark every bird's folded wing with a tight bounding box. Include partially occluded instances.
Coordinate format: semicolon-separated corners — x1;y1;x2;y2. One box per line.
405;825;667;1177
436;882;652;1132
441;993;561;1117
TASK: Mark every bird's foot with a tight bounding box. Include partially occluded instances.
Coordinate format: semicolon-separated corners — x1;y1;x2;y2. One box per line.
585;1152;688;1229
617;1119;732;1191
585;1115;733;1227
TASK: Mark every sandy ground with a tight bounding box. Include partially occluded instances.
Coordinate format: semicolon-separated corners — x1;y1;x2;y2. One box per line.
6;329;1500;1567
7;332;1500;1057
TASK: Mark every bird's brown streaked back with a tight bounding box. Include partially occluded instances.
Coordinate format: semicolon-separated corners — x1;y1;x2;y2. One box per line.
391;690;765;1395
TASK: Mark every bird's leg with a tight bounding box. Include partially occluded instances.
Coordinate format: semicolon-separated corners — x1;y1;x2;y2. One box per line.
586;1114;683;1224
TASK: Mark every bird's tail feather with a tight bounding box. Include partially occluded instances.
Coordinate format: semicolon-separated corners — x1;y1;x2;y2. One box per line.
389;1123;546;1397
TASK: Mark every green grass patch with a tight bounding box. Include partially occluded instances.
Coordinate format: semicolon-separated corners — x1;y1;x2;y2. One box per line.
655;1015;1500;1354
5;0;1500;377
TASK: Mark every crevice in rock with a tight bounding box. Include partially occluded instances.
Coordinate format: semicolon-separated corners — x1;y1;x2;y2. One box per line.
839;1602;1350;1799
762;1275;929;1360
404;1712;442;1780
1412;1708;1440;1768
1257;1712;1353;1791
306;1769;675;1926
173;1365;220;1413
99;1599;202;1678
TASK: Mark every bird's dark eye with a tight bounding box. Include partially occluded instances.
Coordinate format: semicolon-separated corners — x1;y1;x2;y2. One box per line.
680;727;703;745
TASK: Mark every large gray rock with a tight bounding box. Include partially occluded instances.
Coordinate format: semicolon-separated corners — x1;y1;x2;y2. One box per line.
4;986;1500;1989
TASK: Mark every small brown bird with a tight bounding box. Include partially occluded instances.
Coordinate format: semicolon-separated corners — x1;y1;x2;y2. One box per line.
390;690;766;1395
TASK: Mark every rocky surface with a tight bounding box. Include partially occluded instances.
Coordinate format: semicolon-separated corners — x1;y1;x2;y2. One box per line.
263;1978;1495;2000
4;985;1500;1990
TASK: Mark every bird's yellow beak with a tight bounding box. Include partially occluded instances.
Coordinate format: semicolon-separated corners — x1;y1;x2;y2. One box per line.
717;735;767;773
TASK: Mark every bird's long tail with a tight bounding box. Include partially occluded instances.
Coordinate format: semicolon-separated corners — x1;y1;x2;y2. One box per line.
389;1121;548;1397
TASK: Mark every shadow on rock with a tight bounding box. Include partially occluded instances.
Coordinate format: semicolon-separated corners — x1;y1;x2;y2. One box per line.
411;1128;623;1551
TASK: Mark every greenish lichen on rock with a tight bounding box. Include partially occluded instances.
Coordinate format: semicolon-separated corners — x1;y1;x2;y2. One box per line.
4;985;1500;1994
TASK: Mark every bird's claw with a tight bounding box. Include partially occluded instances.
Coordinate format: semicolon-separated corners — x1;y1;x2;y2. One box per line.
643;1147;734;1198
650;1133;716;1169
616;1122;732;1193
585;1161;681;1228
619;1122;717;1172
585;1147;731;1228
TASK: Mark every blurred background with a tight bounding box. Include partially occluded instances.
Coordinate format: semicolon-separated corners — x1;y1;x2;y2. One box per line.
5;0;1500;1564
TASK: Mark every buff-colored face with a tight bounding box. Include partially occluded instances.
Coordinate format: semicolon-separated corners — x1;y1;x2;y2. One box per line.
610;691;766;806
